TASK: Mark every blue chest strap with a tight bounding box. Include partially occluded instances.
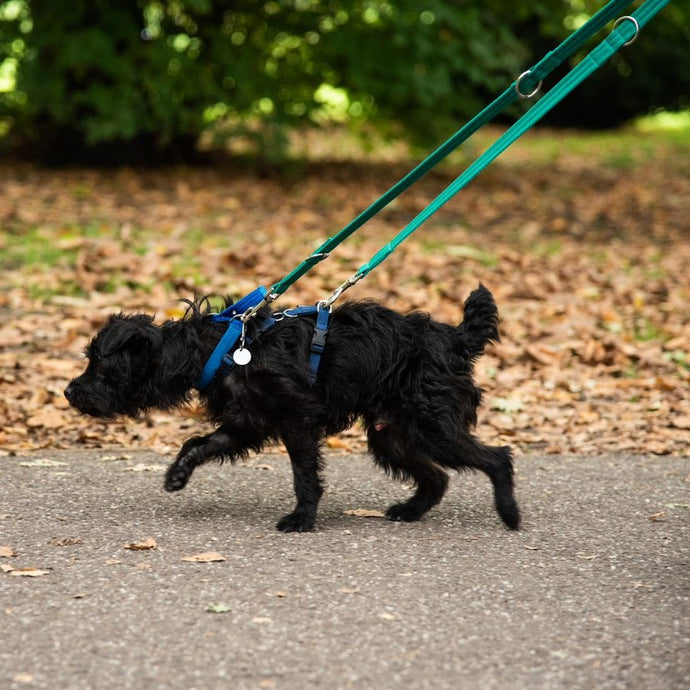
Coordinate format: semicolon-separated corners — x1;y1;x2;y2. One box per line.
198;286;268;391
197;287;330;390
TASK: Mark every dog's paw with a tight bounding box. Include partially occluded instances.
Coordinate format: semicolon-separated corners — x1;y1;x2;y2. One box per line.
276;511;315;533
497;497;521;530
385;502;425;522
164;464;191;492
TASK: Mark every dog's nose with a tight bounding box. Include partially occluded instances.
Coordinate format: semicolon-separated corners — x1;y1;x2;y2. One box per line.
64;385;74;402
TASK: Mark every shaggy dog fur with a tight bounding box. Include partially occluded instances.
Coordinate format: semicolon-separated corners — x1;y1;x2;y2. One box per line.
65;284;520;533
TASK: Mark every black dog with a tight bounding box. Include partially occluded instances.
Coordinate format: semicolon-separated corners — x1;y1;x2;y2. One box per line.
65;285;520;532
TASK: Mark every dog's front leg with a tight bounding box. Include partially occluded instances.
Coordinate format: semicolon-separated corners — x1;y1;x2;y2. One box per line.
164;428;242;492
276;429;325;533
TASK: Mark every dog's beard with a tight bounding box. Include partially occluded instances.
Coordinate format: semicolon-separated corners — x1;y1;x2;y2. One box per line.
65;376;142;419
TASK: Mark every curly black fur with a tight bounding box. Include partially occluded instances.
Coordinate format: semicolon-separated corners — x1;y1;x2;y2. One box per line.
65;284;520;532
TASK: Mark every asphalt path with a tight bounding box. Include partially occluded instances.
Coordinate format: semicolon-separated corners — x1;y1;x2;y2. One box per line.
1;450;688;689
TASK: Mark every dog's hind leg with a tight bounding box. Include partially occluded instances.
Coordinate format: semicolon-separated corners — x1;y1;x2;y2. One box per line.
421;431;520;530
164;427;262;492
367;421;449;522
276;428;325;533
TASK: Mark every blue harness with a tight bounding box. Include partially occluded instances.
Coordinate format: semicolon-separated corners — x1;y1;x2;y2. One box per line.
197;286;330;391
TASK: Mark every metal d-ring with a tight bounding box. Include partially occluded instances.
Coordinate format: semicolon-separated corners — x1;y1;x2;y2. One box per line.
612;15;639;47
515;70;543;99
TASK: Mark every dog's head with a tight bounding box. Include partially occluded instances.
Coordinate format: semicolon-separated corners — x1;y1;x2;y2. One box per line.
64;314;163;418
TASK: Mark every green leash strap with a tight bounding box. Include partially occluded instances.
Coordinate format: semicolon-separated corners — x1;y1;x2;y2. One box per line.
343;0;670;289
269;0;636;300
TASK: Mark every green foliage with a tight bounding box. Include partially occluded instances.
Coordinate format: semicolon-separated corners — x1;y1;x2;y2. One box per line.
0;0;688;164
541;0;690;129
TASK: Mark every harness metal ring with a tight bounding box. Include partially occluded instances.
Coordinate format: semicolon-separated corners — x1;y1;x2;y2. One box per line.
612;16;639;47
515;70;543;99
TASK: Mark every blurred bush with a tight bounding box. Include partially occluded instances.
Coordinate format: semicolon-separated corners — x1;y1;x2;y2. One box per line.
0;0;688;164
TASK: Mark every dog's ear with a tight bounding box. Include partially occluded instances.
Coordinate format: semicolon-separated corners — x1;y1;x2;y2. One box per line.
101;314;163;357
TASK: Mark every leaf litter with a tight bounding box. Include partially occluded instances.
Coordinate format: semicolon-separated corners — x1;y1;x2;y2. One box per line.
123;537;157;551
0;135;688;458
181;551;226;563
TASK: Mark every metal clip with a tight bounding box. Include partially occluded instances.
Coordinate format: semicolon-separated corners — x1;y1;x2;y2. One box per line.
320;272;364;309
232;319;252;366
515;70;543;99
612;16;639;47
240;291;278;324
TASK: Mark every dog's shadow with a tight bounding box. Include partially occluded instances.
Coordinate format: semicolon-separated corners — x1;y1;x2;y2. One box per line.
144;461;500;533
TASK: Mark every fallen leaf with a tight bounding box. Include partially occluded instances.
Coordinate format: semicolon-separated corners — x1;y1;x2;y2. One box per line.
670;415;690;430
326;436;352;451
123;537;157;551
490;396;524;413
0;546;18;558
19;458;68;468
9;567;51;577
13;673;34;684
344;508;386;518
124;464;166;473
49;537;83;547
206;603;231;613
647;511;666;522
25;409;67;429
378;612;397;621
100;453;134;461
181;551;226;563
1;563;15;573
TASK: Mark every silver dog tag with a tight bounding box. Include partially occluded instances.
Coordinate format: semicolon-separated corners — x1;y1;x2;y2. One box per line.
232;347;252;366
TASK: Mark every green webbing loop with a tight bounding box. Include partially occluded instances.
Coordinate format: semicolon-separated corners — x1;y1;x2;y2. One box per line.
270;0;637;298
354;0;669;281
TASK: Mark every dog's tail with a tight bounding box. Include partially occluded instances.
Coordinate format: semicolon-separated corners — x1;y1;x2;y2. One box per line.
456;284;500;360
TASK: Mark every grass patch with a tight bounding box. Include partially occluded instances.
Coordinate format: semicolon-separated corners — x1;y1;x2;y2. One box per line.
1;227;79;269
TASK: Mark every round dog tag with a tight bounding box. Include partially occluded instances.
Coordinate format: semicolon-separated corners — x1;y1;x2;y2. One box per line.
232;347;252;366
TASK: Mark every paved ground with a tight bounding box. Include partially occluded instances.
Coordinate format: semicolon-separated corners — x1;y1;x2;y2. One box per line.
1;450;688;689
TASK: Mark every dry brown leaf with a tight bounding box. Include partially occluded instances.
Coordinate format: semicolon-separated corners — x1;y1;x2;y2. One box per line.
326;436;352;451
670;415;690;430
0;546;17;558
123;537;157;551
19;458;68;468
25;409;67;429
344;509;386;519
124;464;166;473
9;567;51;577
48;537;83;547
181;551;226;563
13;673;34;684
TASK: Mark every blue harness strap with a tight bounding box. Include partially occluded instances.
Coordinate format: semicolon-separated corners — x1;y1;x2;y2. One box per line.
198;289;330;390
197;286;268;390
308;306;330;384
271;305;330;383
